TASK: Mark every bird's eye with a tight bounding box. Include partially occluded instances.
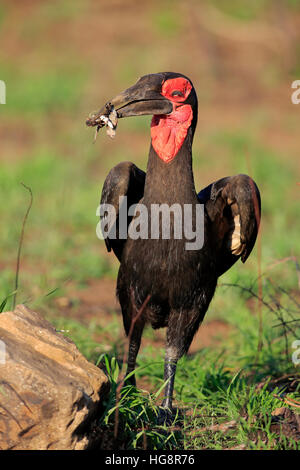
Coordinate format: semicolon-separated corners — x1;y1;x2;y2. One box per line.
171;90;184;97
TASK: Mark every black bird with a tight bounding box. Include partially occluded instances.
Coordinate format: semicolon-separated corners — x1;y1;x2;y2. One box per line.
87;72;261;420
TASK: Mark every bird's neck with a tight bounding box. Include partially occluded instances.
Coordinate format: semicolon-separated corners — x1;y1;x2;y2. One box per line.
144;128;197;204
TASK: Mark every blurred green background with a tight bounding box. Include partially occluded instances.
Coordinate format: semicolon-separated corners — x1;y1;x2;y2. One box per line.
0;0;299;351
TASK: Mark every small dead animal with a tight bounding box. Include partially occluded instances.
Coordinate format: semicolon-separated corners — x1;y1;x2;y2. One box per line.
86;104;118;142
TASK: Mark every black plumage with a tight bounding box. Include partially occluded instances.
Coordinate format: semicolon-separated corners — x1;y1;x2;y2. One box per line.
88;72;261;420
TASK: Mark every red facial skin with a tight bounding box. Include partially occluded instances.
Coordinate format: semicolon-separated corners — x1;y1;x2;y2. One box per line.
151;77;193;163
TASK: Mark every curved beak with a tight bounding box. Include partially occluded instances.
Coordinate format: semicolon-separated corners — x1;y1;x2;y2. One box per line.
86;73;173;127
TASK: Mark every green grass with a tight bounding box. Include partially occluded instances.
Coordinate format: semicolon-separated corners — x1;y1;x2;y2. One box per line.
0;63;86;115
88;327;300;449
0;148;114;309
96;355;180;450
48;272;299;449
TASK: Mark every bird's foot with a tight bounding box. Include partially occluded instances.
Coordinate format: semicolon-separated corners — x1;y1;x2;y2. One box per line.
156;406;176;426
121;374;136;389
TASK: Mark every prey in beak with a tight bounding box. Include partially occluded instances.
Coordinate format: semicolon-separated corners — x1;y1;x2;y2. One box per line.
86;74;173;141
86;103;118;142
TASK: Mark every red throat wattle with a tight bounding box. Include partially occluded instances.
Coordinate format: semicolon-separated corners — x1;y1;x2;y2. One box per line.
151;105;193;163
150;77;193;163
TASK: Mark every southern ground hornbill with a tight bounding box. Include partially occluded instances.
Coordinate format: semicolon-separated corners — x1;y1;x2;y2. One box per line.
86;72;261;421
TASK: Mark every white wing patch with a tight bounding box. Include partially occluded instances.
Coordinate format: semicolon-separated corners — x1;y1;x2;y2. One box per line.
228;214;244;256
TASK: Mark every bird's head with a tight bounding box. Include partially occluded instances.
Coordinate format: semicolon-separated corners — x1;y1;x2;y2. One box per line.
87;72;198;163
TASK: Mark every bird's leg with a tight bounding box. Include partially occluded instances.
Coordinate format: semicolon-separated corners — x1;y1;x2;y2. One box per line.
157;344;180;425
124;315;145;387
157;309;203;424
161;351;177;411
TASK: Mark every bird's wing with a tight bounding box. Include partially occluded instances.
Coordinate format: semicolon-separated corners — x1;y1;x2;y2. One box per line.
198;174;261;277
100;161;146;261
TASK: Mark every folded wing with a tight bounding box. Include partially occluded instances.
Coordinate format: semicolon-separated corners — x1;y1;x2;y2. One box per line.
198;174;261;277
100;161;146;261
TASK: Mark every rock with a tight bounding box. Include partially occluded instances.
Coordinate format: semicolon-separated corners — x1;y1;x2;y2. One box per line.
270;406;300;441
0;305;109;450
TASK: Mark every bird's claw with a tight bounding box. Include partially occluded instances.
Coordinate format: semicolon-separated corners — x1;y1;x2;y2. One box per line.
156;406;175;426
